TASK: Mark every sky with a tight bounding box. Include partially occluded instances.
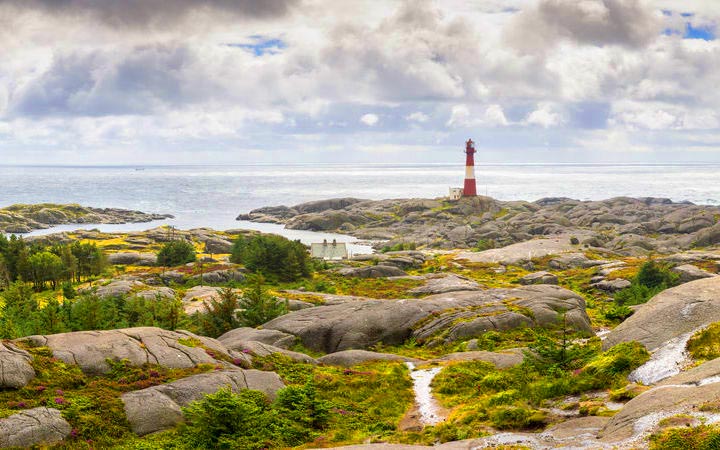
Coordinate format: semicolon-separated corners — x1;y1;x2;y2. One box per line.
1;0;720;165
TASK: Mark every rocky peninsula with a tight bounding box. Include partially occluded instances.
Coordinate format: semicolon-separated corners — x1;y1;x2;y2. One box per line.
0;203;173;234
239;196;720;255
1;197;720;448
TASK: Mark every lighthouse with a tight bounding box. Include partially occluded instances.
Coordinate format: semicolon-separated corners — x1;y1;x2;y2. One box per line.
463;138;477;197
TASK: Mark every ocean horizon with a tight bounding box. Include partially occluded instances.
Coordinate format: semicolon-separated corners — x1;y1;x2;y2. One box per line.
2;163;719;239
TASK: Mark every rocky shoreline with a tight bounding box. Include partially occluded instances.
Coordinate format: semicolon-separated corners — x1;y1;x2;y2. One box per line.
239;196;720;254
0;203;173;234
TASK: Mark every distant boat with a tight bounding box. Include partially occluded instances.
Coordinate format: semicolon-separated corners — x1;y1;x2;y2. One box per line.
135;168;145;171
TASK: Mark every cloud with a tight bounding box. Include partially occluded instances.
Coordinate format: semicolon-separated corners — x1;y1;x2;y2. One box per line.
360;113;379;126
507;0;661;52
0;0;299;30
446;104;508;128
526;103;565;127
406;111;429;123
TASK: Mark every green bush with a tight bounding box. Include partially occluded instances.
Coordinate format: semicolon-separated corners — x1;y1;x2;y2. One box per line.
237;278;288;327
157;240;196;266
614;260;680;306
230;234;311;282
178;384;328;450
603;304;634;321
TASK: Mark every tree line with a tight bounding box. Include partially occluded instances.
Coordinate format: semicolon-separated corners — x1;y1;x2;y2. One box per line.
0;234;107;291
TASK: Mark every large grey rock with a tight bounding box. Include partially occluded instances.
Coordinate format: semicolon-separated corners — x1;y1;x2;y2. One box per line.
107;252;157;266
430;349;524;368
408;274;481;295
17;327;237;374
455;235;583;266
671;264;717;283
598;381;720;443
0;407;71;448
519;271;558;285
218;327;297;349
181;286;223;314
0;342;35;388
92;280;146;298
135;287;176;301
264;285;592;353
225;340;317;364
591;278;631;292
338;265;407;278
603;277;720;351
191;269;246;284
122;369;284;436
548;253;609;269
317;350;421;367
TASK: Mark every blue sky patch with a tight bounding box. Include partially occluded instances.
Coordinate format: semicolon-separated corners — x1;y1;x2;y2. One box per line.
684;23;715;40
226;37;287;56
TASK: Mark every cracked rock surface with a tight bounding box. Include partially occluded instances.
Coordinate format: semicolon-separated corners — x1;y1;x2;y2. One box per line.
264;285;592;353
603;277;720;351
122;369;284;435
0;407;71;448
16;326;238;374
0;342;35;388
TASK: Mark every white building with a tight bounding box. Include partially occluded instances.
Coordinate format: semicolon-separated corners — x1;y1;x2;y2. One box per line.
310;239;348;260
449;187;463;200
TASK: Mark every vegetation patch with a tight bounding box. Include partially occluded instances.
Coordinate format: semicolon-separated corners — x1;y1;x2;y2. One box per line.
687;322;720;362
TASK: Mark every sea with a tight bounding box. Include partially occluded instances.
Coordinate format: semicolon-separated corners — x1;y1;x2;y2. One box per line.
1;163;719;254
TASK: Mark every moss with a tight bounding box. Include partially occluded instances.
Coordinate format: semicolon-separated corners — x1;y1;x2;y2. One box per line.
488;405;546;430
687;322;720;362
650;424;720;449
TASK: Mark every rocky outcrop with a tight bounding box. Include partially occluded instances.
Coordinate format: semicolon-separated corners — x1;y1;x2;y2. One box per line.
519;271;558;285
455;236;583;266
239;196;720;252
317;350;421;367
181;286;223;314
598;377;720;443
0;203;172;234
670;264;717;283
0;407;72;448
224;340;317;364
408;274;481;295
0;343;35;388
429;349;524;368
17;327;239;374
107;252;157;266
264;286;592;353
122;369;284;436
338;265;407;278
218;327;297;349
590;278;631;292
603;277;720;351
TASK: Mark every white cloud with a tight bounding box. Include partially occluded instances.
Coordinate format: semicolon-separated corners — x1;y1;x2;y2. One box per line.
447;104;508;128
406;111;429;122
526;103;564;128
360;113;379;126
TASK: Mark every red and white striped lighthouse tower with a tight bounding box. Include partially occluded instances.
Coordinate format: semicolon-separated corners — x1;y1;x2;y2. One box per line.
463;138;477;197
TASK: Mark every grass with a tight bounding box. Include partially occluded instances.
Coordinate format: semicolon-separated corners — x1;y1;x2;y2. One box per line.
250;354;414;447
687;322;720;362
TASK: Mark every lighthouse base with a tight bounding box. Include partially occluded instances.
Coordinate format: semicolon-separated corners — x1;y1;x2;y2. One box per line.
463;179;477;197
